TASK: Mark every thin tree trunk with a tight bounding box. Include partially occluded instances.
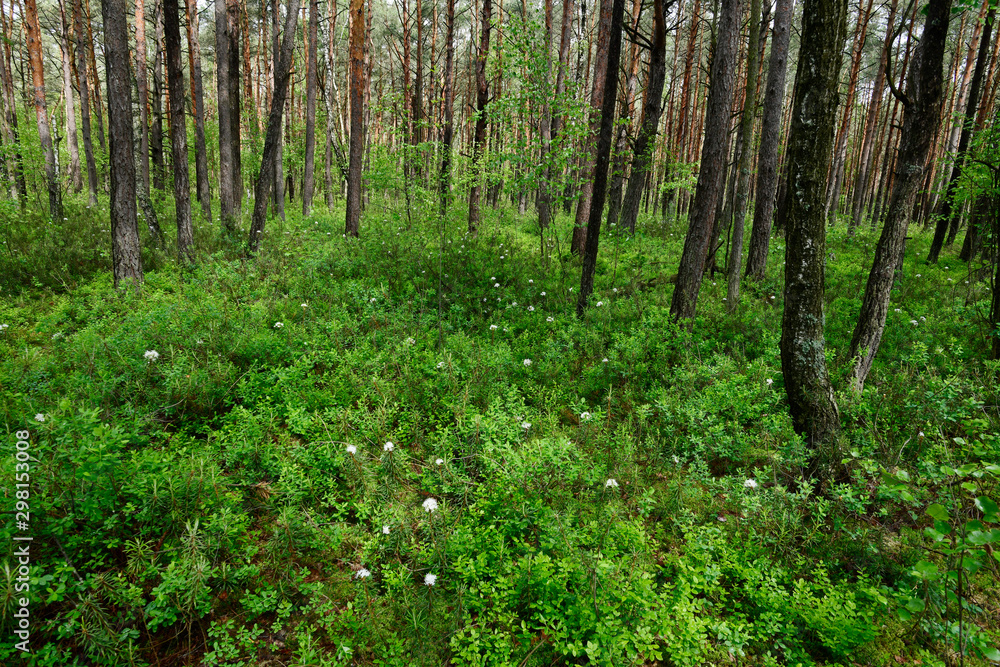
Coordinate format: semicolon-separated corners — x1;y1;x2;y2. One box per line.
228;0;243;218
134;0;151;198
467;0;491;236
248;0;300;252
780;0;847;460
163;0;193;261
577;0;625;315
345;0;365;235
83;0;104;152
24;0;61;218
670;0;740;320
185;0;211;221
438;0;455;214
849;0;951;391
0;0;26;202
101;0;142;288
217;0;236;231
303;0;318;215
73;0;97;203
324;0;338;207
151;1;166;191
58;0;81;192
536;0;555;230
272;0;286;219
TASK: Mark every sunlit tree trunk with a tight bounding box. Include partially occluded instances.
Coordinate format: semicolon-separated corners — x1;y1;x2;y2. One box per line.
438;0;455;214
73;0;97;204
134;0;151;197
185;0;211;221
151;1;166;191
24;0;61;219
58;0;81;193
345;0;365;235
163;0;194;262
272;0;286;219
467;0;491;236
302;0;318;215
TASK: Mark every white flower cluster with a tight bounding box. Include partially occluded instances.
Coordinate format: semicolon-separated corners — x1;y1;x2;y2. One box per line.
384;442;395;452
423;497;438;513
144;350;160;362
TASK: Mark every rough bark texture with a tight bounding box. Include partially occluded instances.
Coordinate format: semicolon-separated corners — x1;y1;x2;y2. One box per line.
535;0;555;230
272;0;286;219
302;0;318;215
438;0;455;214
163;0;194;262
102;0;143;288
745;0;793;280
217;0;237;232
135;0;151;197
467;0;492;236
849;0;951;391
780;0;847;460
669;0;740;320
25;0;61;219
58;0;81;192
725;0;762;311
73;0;97;204
151;3;165;191
185;0;211;221
248;0;300;252
577;0;625;316
228;0;242;219
619;0;667;235
571;0;613;254
345;0;365;236
928;8;993;262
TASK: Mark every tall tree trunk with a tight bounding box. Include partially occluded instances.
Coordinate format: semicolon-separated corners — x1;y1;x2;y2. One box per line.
101;0;143;288
669;0;740;320
536;0;555;230
345;0;365;235
605;0;642;232
577;0;625;315
849;0;951;391
83;0;105;152
151;1;166;191
58;0;81;193
619;0;667;235
929;8;994;262
135;0;151;198
248;0;300;252
849;0;899;230
438;0;455;214
324;0;339;207
272;0;286;219
725;0;762;311
0;0;26;202
228;0;243;218
24;0;61;218
163;0;194;261
467;0;491;236
780;0;847;460
302;0;318;215
745;0;793;280
73;0;97;203
571;0;613;254
185;0;211;221
217;0;236;232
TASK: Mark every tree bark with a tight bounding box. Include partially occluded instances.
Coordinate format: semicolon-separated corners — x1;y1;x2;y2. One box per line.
217;0;237;232
535;0;555;230
849;0;951;392
135;0;151;197
272;0;286;219
345;0;365;236
151;1;166;191
745;0;793;280
577;0;625;315
438;0;455;214
780;0;847;460
58;0;82;193
102;0;143;288
73;0;97;204
669;0;740;320
248;0;300;253
185;0;212;221
302;0;318;215
24;0;61;219
163;0;194;262
228;0;242;218
467;0;491;236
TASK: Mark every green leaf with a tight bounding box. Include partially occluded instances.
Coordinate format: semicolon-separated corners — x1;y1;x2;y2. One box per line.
913;560;938;578
904;597;925;613
927;503;950;521
975;496;998;520
961;481;978;493
940;465;957;476
981;646;1000;661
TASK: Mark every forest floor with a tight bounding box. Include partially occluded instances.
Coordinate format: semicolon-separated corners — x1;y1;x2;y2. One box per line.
1;196;999;666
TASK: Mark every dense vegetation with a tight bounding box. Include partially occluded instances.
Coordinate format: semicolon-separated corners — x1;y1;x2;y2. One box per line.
2;194;999;665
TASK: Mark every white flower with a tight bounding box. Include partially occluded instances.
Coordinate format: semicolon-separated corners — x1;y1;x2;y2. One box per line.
511;302;518;307
613;288;618;293
528;306;535;312
521;421;531;430
910;320;918;326
34;413;45;422
918;431;925;438
602;358;609;363
384;442;395;452
540;291;546;296
770;295;775;300
0;324;8;331
717;515;727;522
528;279;533;284
894;308;901;313
406;337;416;345
301;302;308;308
765;378;773;386
196;339;204;344
523;359;532;367
423;497;438;513
274;322;284;328
144;350;160;361
915;274;921;278
490;325;498;331
435;458;444;466
672;455;680;464
355;568;371;579
424;573;437;586
744;479;758;489
382;525;390;535
494;283;500;288
596;301;603;307
346;444;357;454
491;276;495;280
546;317;554;322
605;478;619;488
580;411;592;421
437;361;445;368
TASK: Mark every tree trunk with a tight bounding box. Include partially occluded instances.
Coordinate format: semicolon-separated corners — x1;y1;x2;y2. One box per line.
535;0;555;230
571;0;613;254
849;0;951;392
467;0;491;236
82;0;105;153
780;0;847;460
217;0;237;231
248;0;300;252
725;0;762;311
101;0;143;288
302;0;318;215
163;0;194;262
928;8;994;262
324;0;339;207
619;0;667;235
0;1;26;202
151;1;165;191
577;0;625;315
185;0;211;221
73;0;97;203
58;0;82;193
345;0;365;235
669;0;740;320
745;0;793;280
24;0;61;219
272;0;286;219
134;0;151;198
438;0;455;214
228;0;243;218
